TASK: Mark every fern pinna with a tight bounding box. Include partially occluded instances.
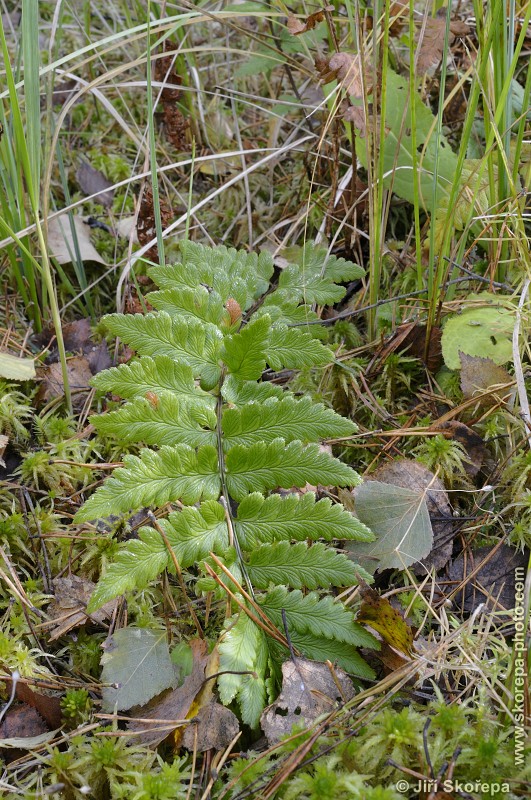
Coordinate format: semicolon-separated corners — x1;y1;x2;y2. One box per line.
78;241;378;726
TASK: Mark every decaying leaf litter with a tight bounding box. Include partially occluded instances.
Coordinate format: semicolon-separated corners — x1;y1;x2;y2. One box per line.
0;1;530;798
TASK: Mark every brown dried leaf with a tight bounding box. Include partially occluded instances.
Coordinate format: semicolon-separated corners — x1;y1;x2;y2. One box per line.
15;683;62;729
44;78;80;109
343;104;369;137
45;576;116;641
459;353;513;408
181;702;239;752
287;10;326;35
127;639;209;747
371;460;454;574
48;215;106;266
448;544;528;619
76;161;114;208
0;705;48;743
328;52;372;98
261;659;355;745
137;187;173;264
36;356;93;410
415;15;469;73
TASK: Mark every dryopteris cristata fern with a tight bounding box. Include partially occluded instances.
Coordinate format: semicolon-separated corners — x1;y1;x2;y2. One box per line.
78;241;378;726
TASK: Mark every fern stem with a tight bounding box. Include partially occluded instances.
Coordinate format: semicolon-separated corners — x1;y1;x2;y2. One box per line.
216;388;255;600
148;511;204;639
205;556;287;648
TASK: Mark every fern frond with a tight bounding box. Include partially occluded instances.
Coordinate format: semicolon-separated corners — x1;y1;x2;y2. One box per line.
225;439;360;501
161;501;229;568
103;312;222;387
218;612;268;728
234;492;373;548
90;356;215;407
266;327;333;370
282;631;375;679
246;541;359;589
93;395;217;448
148;286;229;329
75;445;220;522
259;586;377;648
222;396;356;447
87;528;168;611
283;242;365;283
256;301;319;327
149;241;273;310
222;315;270;381
221;375;285;406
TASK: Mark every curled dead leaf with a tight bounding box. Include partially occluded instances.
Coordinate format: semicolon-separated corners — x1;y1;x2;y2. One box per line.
181;702;239;752
261;658;355;745
287;10;327;35
415;14;469;73
357;584;415;656
328;52;372;98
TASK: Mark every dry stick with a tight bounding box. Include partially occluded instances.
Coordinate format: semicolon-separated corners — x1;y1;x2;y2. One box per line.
512;277;531;449
204;557;288;648
147;512;204;639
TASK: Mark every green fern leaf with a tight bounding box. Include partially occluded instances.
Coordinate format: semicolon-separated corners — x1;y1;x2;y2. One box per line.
88;528;168;611
282;631;375;679
218;612;268;728
150;242;273;310
75;445;220;522
259;586;377;648
276;265;347;305
90;357;215;407
222;315;270;381
234;492;373;548
148;286;228;329
221;375;285;406
103;312;222;387
266;327;333;370
225;439;360;501
257;300;319;327
246;541;358;589
283;242;365;283
161;501;229;568
222;396;356;447
93;395;217;448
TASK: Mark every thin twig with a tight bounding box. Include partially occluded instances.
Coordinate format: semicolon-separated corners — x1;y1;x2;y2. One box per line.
512;277;531;449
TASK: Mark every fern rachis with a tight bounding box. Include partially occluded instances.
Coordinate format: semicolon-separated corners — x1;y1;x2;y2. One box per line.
79;241;377;726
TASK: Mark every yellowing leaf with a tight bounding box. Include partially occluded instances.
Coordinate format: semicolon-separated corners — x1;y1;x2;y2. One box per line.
357;586;414;656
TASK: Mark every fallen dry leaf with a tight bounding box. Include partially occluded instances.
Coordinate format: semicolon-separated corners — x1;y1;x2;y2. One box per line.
15;683;62;729
357;584;415;656
459;353;513;409
127;638;209;747
261;658;355;745
48;215;106;266
36;356;93;411
287;10;326;35
44;576;116;641
0;704;48;743
77;160;114;208
328;52;372;99
371;460;454;574
448;544;528;618
416;14;469;73
181;702;239;752
343;104;369;137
